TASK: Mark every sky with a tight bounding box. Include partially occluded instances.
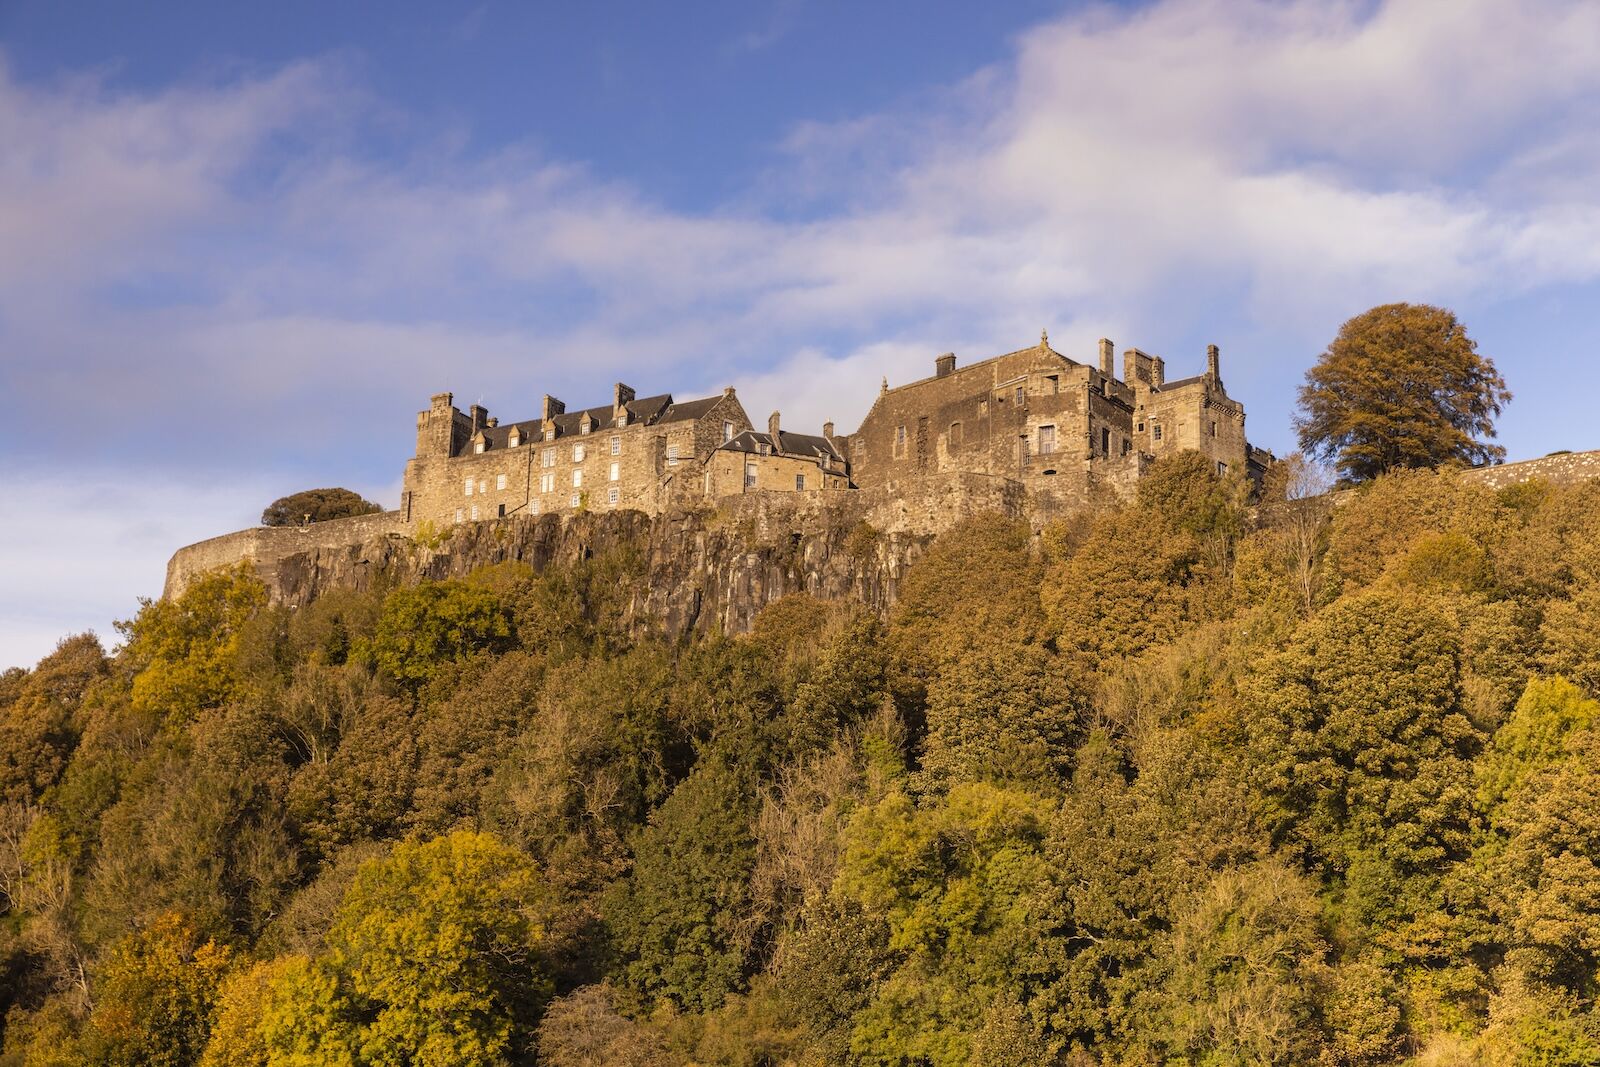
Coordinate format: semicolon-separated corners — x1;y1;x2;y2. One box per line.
3;0;1600;669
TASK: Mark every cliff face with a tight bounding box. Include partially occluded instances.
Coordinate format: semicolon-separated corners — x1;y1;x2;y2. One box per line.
164;474;1028;637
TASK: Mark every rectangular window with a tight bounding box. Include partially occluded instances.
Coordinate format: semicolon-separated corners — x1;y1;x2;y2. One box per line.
723;421;734;442
1137;422;1145;432
542;448;555;468
895;425;906;456
745;461;757;488
478;479;487;495
540;473;555;494
1046;374;1059;394
609;462;620;482
667;443;680;463
1210;421;1217;437
1100;427;1110;455
543;429;553;441
1038;425;1056;454
455;507;463;523
497;503;505;518
950;421;963;447
1122;439;1131;456
1218;461;1229;475
1153;424;1163;442
572;469;583;488
1015;385;1025;405
610;436;621;455
496;474;507;491
569;491;581;508
464;479;473;497
581;422;591;434
572;444;586;463
795;474;805;491
607;487;620;505
470;504;479;520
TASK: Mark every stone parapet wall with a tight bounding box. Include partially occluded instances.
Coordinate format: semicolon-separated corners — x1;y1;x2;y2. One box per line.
163;511;409;601
1459;450;1600;490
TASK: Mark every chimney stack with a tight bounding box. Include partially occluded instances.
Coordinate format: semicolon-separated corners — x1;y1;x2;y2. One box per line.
1151;356;1165;388
470;404;489;433
768;411;782;453
541;394;565;421
935;352;956;378
613;381;635;415
1098;338;1115;379
1206;344;1221;386
823;420;834;439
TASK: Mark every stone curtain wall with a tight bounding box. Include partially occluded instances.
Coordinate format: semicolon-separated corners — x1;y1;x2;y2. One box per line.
163;510;409;601
1458;450;1600;490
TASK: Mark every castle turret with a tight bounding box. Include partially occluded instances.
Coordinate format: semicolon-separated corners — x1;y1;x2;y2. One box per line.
416;392;458;457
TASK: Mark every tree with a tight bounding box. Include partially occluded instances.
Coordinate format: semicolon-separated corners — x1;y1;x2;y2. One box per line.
260;488;381;527
364;580;515;687
261;831;554;1066
1295;303;1511;482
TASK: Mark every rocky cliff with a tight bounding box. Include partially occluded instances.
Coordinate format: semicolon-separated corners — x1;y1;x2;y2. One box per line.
164;473;1029;637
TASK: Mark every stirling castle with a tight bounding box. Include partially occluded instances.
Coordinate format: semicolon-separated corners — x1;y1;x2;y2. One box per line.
400;332;1272;529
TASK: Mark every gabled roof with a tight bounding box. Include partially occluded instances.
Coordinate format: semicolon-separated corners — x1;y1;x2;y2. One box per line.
658;394;727;424
718;429;843;463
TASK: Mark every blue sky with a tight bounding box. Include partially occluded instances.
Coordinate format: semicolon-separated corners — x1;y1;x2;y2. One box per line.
3;0;1600;668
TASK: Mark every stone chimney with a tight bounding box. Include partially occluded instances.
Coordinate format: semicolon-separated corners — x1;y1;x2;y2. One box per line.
614;382;635;416
1098;338;1114;379
935;352;956;378
1151;355;1165;388
541;395;565;421
768;411;782;454
469;404;489;433
1206;344;1221;386
486;416;498;428
823;420;834;439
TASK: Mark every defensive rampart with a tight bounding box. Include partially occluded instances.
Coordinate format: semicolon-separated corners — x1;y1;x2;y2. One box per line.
1458;450;1600;490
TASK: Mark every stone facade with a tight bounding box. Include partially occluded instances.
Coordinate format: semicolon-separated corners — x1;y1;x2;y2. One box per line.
845;332;1268;511
702;411;852;497
401;385;752;526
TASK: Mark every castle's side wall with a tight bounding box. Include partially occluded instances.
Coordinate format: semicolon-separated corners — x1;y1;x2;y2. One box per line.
1458;450;1600;490
164;511;409;601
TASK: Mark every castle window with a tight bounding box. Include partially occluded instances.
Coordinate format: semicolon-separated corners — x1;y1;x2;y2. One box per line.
610;436;621;455
455;507;463;523
1153;424;1163;442
1015;385;1025;405
795;474;805;491
745;461;757;488
667;443;680;464
478;479;487;495
544;429;553;441
609;462;620;482
979;399;988;415
1100;427;1110;455
759;442;770;456
1046;374;1059;394
572;469;583;488
607;487;620;506
1038;425;1056;455
474;440;485;454
470;504;479;520
464;478;473;497
496;474;507;491
895;425;906;456
723;421;735;443
570;492;580;508
1137;422;1145;432
497;503;505;517
572;444;586;463
542;448;555;467
508;431;520;447
1218;461;1229;475
540;473;555;494
1210;421;1217;437
1122;439;1131;456
950;421;963;447
581;421;591;434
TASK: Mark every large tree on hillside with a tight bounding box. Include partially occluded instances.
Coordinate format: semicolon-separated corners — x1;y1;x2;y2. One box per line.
261;487;382;526
1295;303;1511;483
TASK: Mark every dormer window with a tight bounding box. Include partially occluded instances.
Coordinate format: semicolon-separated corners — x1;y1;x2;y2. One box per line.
616;411;629;428
473;438;486;454
508;430;521;448
581;421;592;434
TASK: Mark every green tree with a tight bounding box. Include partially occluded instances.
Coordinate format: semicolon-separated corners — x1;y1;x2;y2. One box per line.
80;912;232;1067
262;830;553;1066
365;580;514;687
260;488;382;527
1295;303;1511;482
119;565;268;722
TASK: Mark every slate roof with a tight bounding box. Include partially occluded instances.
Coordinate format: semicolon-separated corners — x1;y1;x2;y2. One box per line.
466;391;722;452
718;429;843;462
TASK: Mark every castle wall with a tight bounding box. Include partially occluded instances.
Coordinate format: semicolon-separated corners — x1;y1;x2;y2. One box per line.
1458;450;1600;489
702;449;852;496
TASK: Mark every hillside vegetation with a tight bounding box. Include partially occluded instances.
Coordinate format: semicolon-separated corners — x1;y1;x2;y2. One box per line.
4;451;1600;1065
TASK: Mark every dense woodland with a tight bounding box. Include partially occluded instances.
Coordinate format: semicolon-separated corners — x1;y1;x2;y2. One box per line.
4;449;1600;1065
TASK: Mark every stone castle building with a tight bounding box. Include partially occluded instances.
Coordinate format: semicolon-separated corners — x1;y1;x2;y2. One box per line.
398;332;1270;528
